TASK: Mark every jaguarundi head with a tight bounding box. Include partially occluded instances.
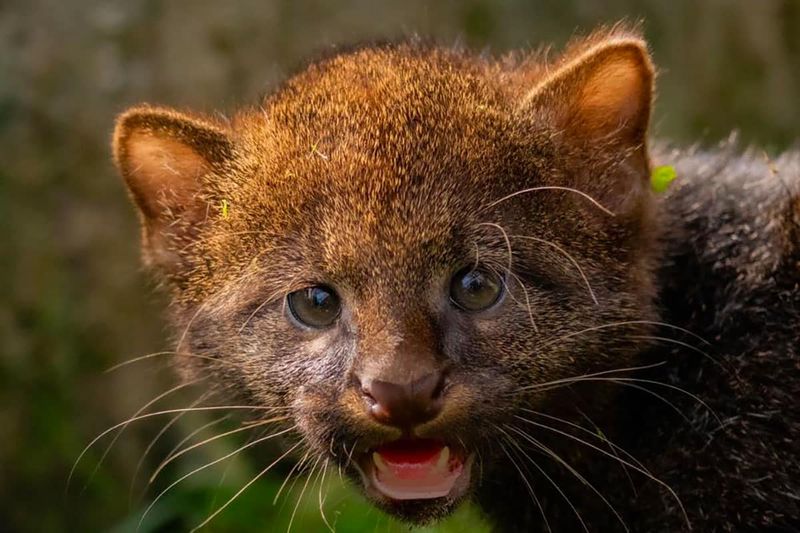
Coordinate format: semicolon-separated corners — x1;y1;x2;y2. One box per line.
113;26;660;523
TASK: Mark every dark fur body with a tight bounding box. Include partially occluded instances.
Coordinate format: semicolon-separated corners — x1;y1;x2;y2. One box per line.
481;145;800;532
111;30;800;532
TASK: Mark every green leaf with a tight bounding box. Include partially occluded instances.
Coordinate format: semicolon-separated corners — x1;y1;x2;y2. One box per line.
651;165;677;193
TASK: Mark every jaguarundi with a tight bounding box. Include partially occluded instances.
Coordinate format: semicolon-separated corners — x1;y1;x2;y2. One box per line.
109;25;799;532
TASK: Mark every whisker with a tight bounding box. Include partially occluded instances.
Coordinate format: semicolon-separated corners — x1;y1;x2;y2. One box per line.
104;350;242;373
498;266;540;333
497;438;552;533
104;351;175;373
505;424;628;532
274;451;311;506
344;439;359;471
206;424;263;513
277;453;313;516
499;425;588;533
318;458;335;532
175;301;211;357
486;186;616;217
514;416;691;529
538;320;711;351
189;439;303;532
626;335;721;368
337;445;345;483
474;445;486;487
514;361;666;394
171;255;279;355
510;234;599;305
609;377;722;426
71;404;292;488
138;425;298;530
149;414;230;480
148;414;289;484
477;222;514;275
483;258;539;333
86;379;205;494
339;440;359;484
238;285;292;333
206;434;243;515
523;377;695;424
613;380;693;423
575;408;637;494
129;394;219;505
68;379;204;491
522;408;649;479
528;375;721;427
471;241;481;272
287;454;321;533
476;222;538;331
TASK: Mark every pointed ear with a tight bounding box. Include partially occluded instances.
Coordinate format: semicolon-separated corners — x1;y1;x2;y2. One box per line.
522;37;654;169
112;105;232;271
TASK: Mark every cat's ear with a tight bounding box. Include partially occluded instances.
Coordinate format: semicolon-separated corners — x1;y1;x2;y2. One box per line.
521;35;654;173
112;105;232;271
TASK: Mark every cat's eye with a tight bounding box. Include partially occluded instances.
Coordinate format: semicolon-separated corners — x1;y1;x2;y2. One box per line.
449;267;504;312
287;286;342;328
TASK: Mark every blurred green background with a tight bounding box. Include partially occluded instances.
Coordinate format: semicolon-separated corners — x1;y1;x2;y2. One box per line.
1;0;798;531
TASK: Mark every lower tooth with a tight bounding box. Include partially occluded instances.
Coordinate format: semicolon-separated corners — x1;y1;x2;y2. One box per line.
373;452;389;474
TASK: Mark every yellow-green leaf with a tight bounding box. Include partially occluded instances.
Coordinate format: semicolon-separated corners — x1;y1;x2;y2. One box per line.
651;165;677;193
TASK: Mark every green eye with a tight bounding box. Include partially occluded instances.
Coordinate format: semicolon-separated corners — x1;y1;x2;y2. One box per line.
287;286;342;328
449;267;503;312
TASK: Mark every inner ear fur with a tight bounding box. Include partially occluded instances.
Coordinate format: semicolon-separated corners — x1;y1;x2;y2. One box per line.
112;105;232;270
516;34;656;218
522;35;654;167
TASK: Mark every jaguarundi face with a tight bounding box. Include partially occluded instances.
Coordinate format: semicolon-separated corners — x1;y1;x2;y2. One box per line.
113;28;660;524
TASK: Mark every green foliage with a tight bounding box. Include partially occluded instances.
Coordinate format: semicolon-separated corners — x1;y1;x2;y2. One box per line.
651;165;678;193
112;468;490;533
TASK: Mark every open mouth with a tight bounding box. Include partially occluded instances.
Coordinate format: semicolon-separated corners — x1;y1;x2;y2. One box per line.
357;439;472;502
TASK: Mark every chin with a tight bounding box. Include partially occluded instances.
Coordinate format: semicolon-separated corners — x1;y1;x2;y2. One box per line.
368;494;469;524
347;438;475;524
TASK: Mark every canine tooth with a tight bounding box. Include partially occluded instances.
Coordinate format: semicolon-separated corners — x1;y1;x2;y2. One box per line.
372;452;389;474
436;446;450;471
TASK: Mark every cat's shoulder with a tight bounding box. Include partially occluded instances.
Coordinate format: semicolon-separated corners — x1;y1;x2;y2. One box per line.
656;138;800;292
641;139;800;532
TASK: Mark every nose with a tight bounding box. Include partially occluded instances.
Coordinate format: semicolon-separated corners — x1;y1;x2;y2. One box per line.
359;371;447;430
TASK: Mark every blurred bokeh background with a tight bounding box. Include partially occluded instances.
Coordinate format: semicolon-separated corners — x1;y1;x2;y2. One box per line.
1;0;798;531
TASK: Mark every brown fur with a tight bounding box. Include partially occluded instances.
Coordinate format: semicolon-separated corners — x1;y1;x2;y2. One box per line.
112;25;799;531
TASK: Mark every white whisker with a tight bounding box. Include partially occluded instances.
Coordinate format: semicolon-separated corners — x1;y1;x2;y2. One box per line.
148;414;289;484
139;426;297;530
510;234;599;305
506;424;628;532
498;438;552;533
288;454;321;533
514;415;691;529
189;438;302;532
129;394;219;504
486;186;615;217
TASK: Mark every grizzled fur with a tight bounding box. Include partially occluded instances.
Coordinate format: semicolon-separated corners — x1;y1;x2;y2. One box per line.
478;144;800;532
639;145;800;531
112;26;799;532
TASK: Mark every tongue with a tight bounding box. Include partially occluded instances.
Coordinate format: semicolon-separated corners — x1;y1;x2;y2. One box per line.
371;440;463;500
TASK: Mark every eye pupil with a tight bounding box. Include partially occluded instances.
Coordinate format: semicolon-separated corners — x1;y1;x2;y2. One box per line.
310;288;330;308
463;271;484;292
450;267;503;312
288;285;341;328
